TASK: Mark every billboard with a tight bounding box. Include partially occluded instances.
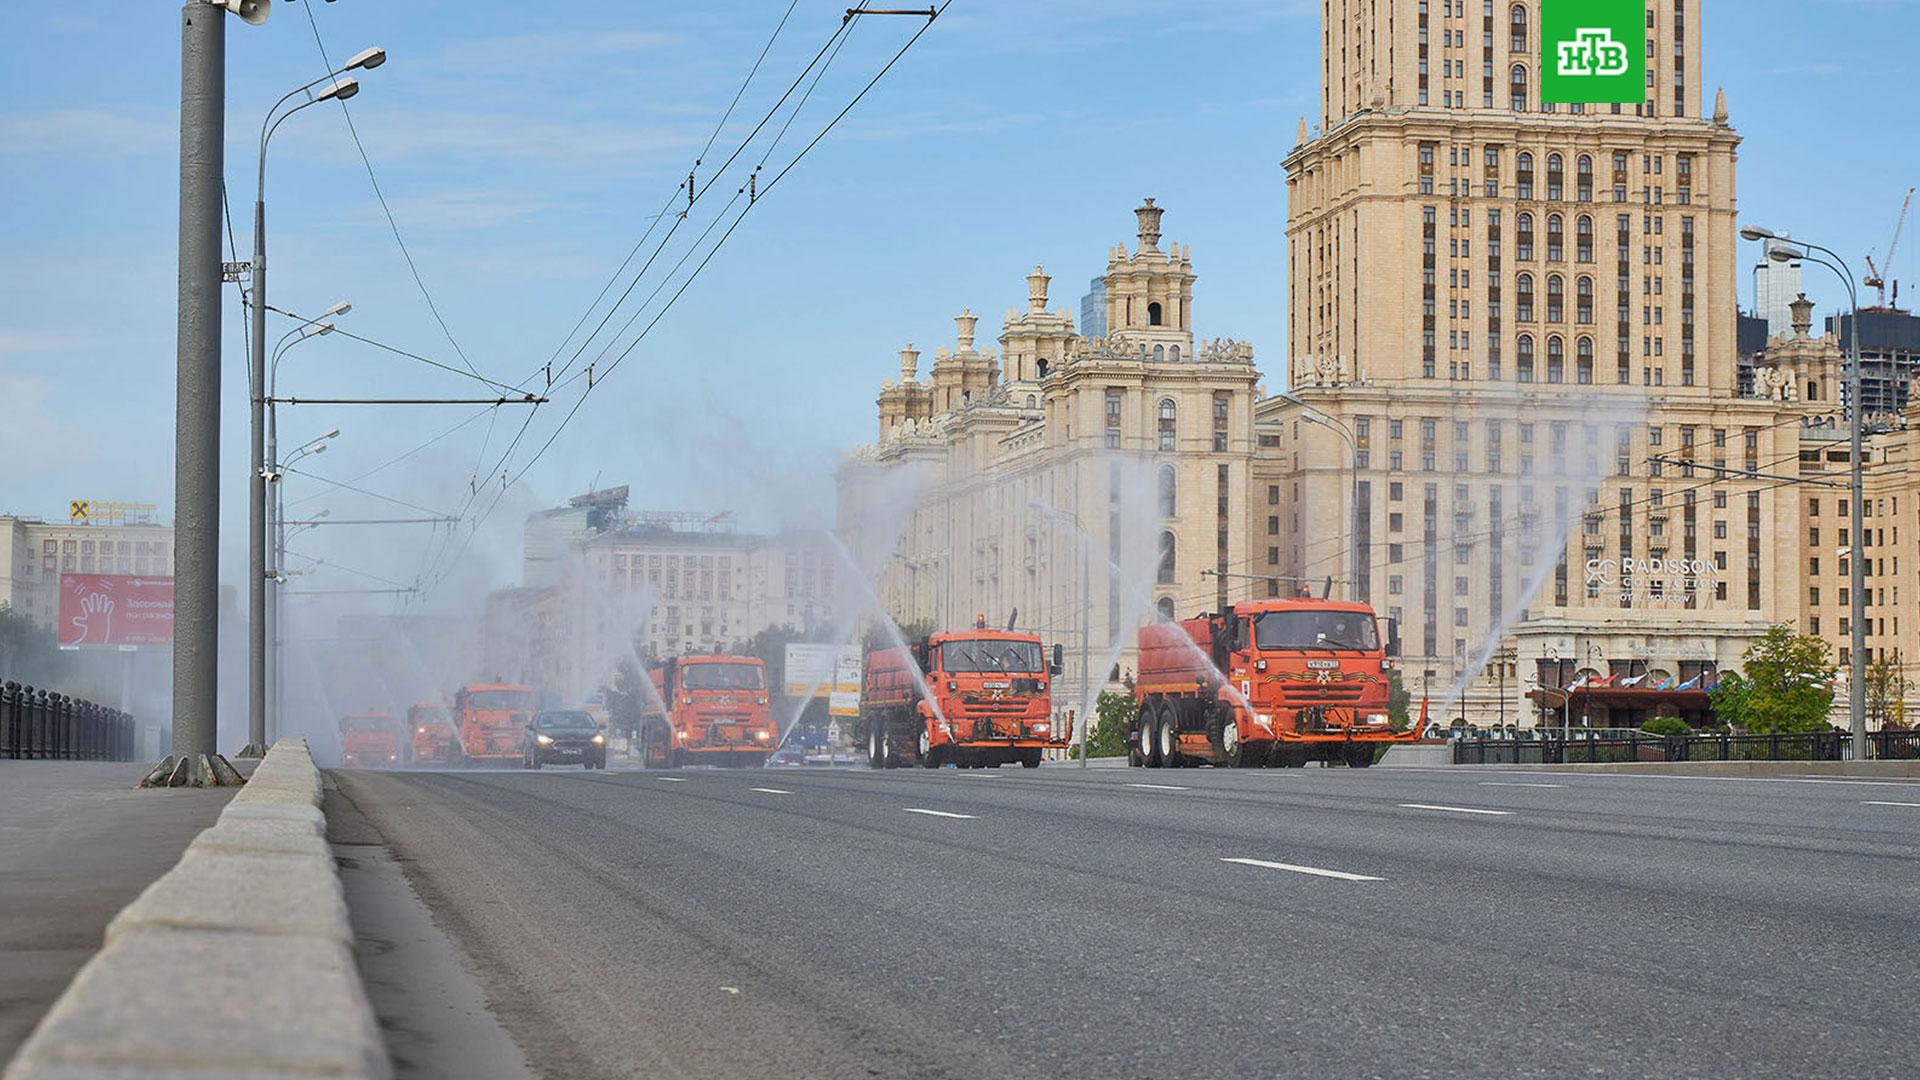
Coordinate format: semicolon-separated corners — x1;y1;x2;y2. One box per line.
1540;0;1643;105
58;574;175;648
784;643;863;717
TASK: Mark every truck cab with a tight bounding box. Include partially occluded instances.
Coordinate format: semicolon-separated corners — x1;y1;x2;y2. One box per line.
647;655;775;768
339;711;402;768
453;683;537;763
407;702;458;766
861;626;1067;769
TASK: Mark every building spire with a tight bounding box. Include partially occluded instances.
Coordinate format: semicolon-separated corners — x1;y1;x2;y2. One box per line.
1134;197;1163;251
1027;264;1050;313
1713;87;1729;126
1296;116;1308;146
899;342;920;383
955;308;977;352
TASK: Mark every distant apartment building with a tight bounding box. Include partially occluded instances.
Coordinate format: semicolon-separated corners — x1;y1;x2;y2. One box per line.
484;489;839;704
0;510;174;633
1830;307;1920;420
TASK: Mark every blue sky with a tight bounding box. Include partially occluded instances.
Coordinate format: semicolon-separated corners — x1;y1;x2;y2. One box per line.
3;0;1919;604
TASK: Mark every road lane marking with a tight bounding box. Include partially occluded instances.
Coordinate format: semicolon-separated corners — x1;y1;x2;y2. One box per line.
655;777;689;783
1399;803;1514;816
1127;782;1189;791
1221;857;1381;882
903;807;977;819
750;787;792;795
1863;800;1920;808
1478;782;1566;789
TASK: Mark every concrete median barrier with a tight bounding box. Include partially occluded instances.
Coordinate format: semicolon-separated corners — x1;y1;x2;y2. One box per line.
3;739;390;1080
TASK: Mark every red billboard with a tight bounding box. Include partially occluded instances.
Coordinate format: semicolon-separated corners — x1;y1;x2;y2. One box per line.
58;574;175;648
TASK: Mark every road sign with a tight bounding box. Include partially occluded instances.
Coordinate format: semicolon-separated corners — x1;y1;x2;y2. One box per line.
57;574;175;648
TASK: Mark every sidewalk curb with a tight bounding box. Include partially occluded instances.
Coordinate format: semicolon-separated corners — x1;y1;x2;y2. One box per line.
3;739;390;1080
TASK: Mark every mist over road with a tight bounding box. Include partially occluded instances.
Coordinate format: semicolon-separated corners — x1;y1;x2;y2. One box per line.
331;765;1920;1079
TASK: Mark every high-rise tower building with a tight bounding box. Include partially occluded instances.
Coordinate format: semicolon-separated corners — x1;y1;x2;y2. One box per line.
1260;0;1810;726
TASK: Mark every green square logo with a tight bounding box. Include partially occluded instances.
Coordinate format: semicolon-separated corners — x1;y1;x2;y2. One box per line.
1539;0;1644;104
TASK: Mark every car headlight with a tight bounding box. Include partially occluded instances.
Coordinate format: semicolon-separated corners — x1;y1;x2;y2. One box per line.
417;726;426;734
388;754;397;761
1254;713;1275;727
536;734;554;746
591;734;606;745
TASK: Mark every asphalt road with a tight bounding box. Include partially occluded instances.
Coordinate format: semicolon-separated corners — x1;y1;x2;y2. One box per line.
331;761;1920;1080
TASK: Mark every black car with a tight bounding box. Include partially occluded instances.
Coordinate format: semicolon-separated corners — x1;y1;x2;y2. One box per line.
522;710;608;769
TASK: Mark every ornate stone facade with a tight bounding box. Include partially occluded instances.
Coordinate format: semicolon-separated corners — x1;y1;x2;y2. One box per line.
1260;0;1815;727
844;202;1260;712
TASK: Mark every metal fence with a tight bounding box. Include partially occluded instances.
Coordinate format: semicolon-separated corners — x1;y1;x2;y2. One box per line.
1452;729;1920;765
1;680;137;761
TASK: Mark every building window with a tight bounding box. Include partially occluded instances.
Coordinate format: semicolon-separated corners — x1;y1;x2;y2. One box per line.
1213;393;1231;452
1547;275;1565;322
1546;154;1564;200
1546;336;1565;383
1105;388;1123;449
1157;398;1177;450
1517;335;1535;382
1517;273;1535;321
1576;336;1594;384
1517;213;1535;260
1516;154;1534;200
1159;465;1177;518
1546;214;1564;262
1157;531;1177;585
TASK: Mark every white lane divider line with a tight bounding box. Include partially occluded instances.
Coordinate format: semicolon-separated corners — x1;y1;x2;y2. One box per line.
1478;782;1566;789
1221;857;1382;882
1127;782;1189;791
1399;803;1513;816
1863;800;1920;808
655;776;689;783
903;807;977;819
750;787;793;795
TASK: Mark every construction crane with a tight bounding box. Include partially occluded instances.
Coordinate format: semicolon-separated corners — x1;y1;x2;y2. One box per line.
1863;186;1914;309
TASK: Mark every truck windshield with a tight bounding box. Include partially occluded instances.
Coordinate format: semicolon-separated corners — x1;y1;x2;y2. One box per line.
412;708;452;725
1252;610;1379;651
940;640;1044;673
342;717;392;733
681;663;764;690
466;690;534;710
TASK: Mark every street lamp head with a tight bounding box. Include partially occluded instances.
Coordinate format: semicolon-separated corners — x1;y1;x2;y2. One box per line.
1768;246;1800;263
320;428;341;441
321;299;352;318
302;321;336;339
315;78;359;104
1739;224;1778;242
345;46;387;71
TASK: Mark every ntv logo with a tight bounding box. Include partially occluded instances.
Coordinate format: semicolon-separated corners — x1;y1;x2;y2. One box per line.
1556;27;1630;77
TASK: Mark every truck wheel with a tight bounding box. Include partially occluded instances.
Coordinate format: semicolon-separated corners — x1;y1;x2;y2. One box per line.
1345;745;1376;769
1137;714;1162;768
1218;721;1240;767
1155;707;1180;767
866;723;883;769
1020;749;1042;769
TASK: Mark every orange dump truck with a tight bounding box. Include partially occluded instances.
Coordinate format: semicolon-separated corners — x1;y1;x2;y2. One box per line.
339;711;402;768
644;655;775;768
452;683;536;764
1132;598;1413;768
859;626;1066;769
408;702;458;766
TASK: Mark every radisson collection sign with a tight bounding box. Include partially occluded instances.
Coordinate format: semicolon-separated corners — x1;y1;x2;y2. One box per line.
1583;556;1721;604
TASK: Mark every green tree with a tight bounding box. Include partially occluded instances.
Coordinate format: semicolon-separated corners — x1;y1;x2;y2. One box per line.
1070;690;1135;759
1386;668;1414;732
1709;624;1837;734
601;657;651;740
1640;715;1693;738
1864;653;1910;730
0;602;69;687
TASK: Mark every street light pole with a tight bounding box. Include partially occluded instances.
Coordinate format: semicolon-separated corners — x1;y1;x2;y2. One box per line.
146;0;242;787
1747;226;1869;760
1277;394;1361;602
244;57;380;757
